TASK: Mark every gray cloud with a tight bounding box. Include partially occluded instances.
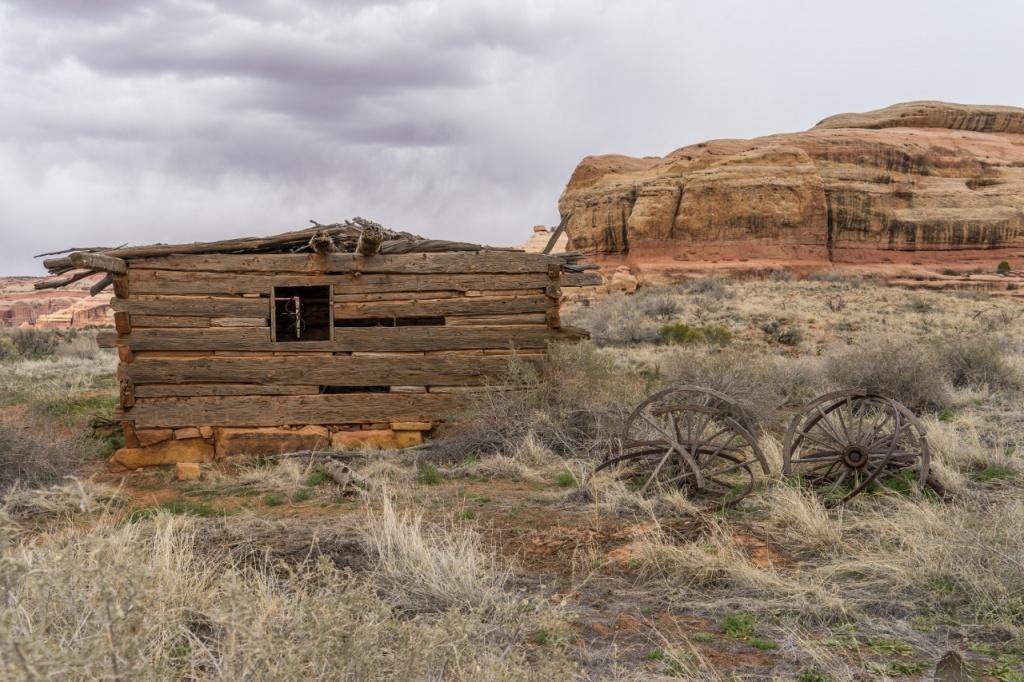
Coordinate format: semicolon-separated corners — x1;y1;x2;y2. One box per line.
1;0;1022;274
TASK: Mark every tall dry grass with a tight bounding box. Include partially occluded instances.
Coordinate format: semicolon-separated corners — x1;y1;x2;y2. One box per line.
0;508;574;681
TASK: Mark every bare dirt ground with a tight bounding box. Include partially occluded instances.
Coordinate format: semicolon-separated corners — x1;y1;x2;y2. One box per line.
2;275;1023;680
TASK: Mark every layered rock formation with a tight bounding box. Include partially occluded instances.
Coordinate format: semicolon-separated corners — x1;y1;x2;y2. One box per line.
0;276;113;328
559;101;1024;266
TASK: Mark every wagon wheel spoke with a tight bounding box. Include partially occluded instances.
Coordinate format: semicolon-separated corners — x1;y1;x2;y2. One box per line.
784;391;930;505
610;387;767;509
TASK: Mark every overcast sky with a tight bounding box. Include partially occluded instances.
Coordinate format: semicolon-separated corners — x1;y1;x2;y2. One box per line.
1;0;1021;274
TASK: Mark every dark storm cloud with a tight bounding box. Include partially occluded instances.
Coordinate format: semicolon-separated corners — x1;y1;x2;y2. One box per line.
1;0;1022;274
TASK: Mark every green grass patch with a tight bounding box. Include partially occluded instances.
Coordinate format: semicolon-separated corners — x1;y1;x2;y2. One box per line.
291;489;312;503
722;613;757;639
749;638;777;651
554;470;577;488
263;493;284;507
660;323;732;347
867;639;913;656
459;509;476;520
305;469;329;486
416;464;444;486
796;669;831;682
970;465;1017;482
129;499;225;521
46;393;118;425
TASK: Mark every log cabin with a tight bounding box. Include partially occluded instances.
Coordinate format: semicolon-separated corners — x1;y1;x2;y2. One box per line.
38;219;599;468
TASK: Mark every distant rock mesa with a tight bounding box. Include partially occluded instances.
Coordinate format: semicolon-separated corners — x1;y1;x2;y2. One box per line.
558;101;1024;265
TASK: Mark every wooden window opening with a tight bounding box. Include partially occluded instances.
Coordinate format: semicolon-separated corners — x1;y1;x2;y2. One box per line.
271;285;333;342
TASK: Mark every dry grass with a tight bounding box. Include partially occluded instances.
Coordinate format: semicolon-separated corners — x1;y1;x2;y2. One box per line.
361;492;512;613
0;510;574;680
2;282;1023;679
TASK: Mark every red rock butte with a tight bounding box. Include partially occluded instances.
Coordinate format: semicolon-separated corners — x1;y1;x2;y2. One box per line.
558;101;1024;274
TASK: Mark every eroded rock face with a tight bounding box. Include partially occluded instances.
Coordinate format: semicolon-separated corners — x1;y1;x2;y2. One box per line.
559;101;1024;263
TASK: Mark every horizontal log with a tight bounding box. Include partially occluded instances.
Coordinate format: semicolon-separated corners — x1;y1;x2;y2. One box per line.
445;313;547;326
124;326;585;353
69;252;127;275
127;270;562;296
212;317;267;327
333;294;551;319
128;251;564;274
97;331;118;348
126;354;525;386
132;315;210;328
333;290;465;303
122;393;462;428
131;316;265;328
562;271;603;287
134;384;320;397
112;296;270;317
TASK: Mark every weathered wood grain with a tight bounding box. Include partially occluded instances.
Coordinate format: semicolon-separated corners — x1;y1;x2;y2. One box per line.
128;251;563;274
123;393;462;428
445;313;547;326
211;317;267;327
333;290;464;303
125;325;585;352
134;383;320;397
114;311;131;334
97;331;118;348
112;296;269;317
333;294;551;319
132;315;211;328
127;270;562;296
126;354;524;386
69;252;127;275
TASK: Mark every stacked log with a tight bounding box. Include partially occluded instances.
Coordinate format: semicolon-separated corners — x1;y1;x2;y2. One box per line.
105;250;598;467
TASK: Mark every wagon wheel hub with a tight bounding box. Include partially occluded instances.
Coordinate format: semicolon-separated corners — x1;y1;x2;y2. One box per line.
782;391;930;506
841;446;869;469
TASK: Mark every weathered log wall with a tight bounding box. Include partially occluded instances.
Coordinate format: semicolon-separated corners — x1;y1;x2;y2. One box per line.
107;251;597;467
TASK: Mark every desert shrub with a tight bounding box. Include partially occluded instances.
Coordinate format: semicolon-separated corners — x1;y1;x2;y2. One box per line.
0;410;100;490
638;289;682;320
659;323;732;347
441;342;646;460
0;329;59;361
826;338;952;412
683;276;733;300
656;348;823;430
761;320;804;346
936;335;1019;390
564;293;661;346
997;260;1011;274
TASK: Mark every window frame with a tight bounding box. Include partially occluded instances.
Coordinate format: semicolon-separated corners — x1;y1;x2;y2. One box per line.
269;284;334;343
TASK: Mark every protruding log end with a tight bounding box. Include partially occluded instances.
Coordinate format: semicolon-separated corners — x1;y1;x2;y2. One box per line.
356;225;385;257
308;230;338;254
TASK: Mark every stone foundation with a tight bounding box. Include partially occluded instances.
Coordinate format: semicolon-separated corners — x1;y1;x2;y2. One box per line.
111;422;433;470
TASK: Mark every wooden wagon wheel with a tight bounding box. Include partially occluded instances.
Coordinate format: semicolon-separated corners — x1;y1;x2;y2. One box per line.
595;386;769;509
782;391;930;506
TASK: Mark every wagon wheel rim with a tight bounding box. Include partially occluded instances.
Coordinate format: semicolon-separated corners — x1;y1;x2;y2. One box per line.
622;385;758;441
783;391;930;506
595;441;759;510
598;385;769;510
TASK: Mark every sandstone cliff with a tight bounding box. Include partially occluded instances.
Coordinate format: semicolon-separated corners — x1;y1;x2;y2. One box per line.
558;101;1024;265
0;276;113;328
